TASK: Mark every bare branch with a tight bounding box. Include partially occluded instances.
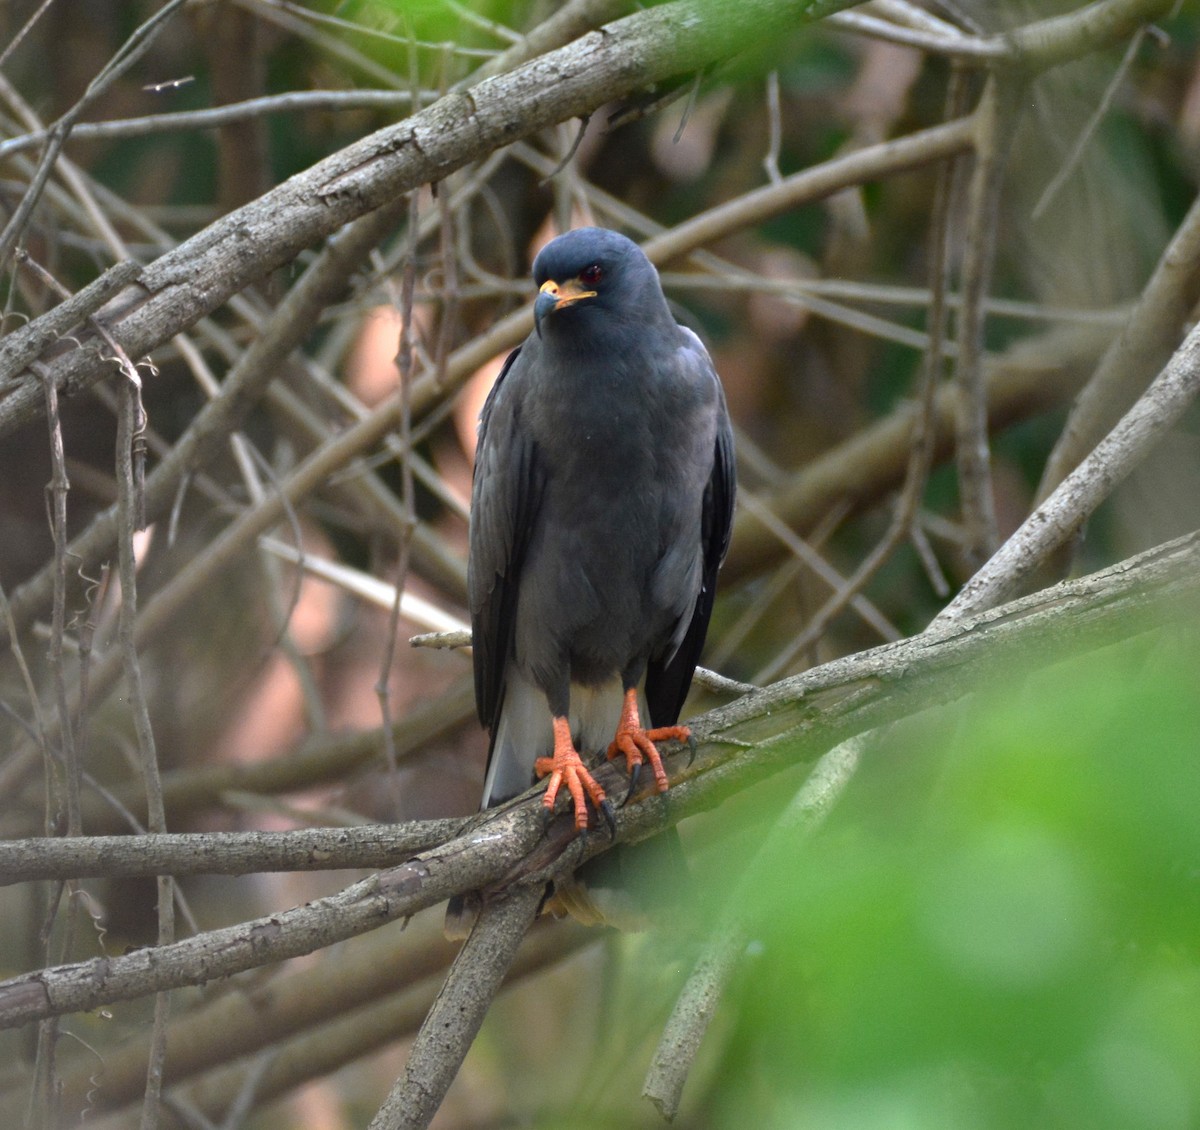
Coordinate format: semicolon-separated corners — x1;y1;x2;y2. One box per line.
0;822;465;885
953;75;1025;568
0;91;433;159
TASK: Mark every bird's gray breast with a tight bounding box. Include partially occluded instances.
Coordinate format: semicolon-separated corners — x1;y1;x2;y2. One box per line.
514;337;714;689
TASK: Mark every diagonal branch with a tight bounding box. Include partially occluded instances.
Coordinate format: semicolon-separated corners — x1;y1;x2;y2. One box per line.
939;318;1200;622
366;885;544;1130
1036;191;1200;505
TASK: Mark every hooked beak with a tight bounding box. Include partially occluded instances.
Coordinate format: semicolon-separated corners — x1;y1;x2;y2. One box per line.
534;278;597;338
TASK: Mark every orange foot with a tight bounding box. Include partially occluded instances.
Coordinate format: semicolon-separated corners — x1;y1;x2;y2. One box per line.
535;716;611;832
606;687;688;796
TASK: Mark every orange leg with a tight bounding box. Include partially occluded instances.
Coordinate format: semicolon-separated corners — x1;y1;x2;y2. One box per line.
606;687;687;794
535;716;610;831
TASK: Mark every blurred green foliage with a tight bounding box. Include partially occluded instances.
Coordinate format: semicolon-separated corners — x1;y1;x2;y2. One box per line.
706;626;1200;1129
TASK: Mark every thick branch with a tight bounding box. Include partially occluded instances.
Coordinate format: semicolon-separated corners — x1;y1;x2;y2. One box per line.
0;821;464;885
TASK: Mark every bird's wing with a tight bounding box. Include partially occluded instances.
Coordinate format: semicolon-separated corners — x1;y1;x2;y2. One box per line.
468;345;545;734
645;340;737;728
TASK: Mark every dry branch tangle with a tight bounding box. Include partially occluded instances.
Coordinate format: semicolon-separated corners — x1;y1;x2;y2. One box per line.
0;0;1171;440
0;0;857;437
0;529;1196;1032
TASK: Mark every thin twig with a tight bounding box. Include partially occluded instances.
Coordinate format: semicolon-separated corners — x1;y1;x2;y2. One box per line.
0;91;431;159
763;70;784;184
115;364;174;1129
29;342;75;1127
432;174;459;391
0;579;48;743
260;537;469;634
753;65;969;681
538;114;592;184
738;490;901;661
375;157;422;807
1031;26;1145;220
36;357;76;837
0;0;57;70
953;75;1025;570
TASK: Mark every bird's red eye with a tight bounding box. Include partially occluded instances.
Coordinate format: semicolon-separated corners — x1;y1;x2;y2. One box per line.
579;264;603;286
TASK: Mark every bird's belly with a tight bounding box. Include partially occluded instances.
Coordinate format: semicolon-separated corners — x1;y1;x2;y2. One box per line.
515;489;682;685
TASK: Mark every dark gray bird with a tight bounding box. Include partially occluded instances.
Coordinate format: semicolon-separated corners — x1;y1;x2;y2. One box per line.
453;227;735;927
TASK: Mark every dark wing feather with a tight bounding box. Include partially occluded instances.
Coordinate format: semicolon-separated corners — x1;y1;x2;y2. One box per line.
468;346;545;732
645;376;736;728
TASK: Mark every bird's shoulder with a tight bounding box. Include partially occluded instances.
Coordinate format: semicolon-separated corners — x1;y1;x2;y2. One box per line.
658;322;725;416
478;343;527;426
671;323;718;377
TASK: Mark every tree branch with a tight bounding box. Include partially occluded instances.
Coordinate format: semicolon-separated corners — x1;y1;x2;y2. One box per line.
0;821;465;885
367;885;544;1130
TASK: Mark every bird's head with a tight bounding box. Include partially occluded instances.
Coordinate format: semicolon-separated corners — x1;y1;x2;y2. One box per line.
531;228;665;339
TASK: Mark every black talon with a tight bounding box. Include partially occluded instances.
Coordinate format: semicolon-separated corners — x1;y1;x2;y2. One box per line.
622;760;642;806
685;732;698;769
599;797;617;839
